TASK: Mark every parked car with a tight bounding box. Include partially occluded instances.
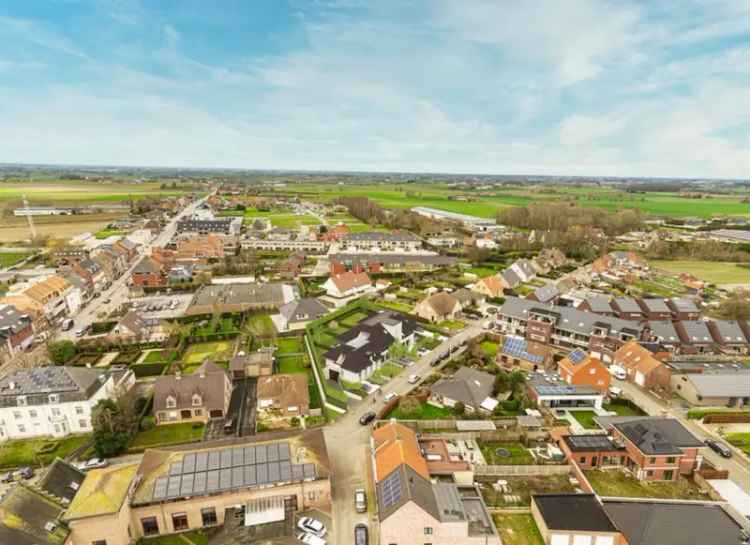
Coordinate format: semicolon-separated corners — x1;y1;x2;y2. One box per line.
79;458;109;471
0;472;13;483
75;328;86;337
355;488;367;513
297;517;327;538
297;532;327;545
407;374;420;384
608;365;627;380
16;467;34;480
62;318;74;331
705;439;732;458
383;392;397;403
359;411;376;426
103;298;111;304
355;523;369;545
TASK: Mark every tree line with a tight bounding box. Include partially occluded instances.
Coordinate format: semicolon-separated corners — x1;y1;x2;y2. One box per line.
498;202;643;236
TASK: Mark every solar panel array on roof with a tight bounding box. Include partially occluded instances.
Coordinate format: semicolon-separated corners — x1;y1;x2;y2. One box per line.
568;435;613;448
502;337;544;364
149;441;311;502
380;469;402;509
568;349;587;364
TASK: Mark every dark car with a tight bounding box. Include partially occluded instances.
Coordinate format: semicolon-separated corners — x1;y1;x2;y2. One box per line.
705;439;732;458
17;467;34;480
355;524;368;545
359;411;376;426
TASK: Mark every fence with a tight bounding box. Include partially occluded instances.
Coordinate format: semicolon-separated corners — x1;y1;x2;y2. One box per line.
475;464;571;477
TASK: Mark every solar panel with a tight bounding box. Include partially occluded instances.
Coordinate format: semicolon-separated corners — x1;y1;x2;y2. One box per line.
193;472;207;494
303;464;316;480
180;473;194;496
280;461;292;481
256;445;267;464
292;465;303;481
206;470;219;492
278;442;290;461
257;463;268;484
568;350;586;364
268;462;280;482
245;464;257;485
208;451;220;470
380;470;402;508
220;449;232;469
182;453;196;474
167;476;181;497
232;467;244;488
152;477;168;500
219;468;232;490
169;461;183;476
267;443;279;462
195;452;208;472
244;446;256;465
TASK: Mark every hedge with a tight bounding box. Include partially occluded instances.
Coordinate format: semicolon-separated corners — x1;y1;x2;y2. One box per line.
131;362;168;377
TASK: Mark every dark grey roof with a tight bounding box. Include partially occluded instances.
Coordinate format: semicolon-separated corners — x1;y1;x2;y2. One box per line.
329;253;456;267
453;288;483;306
562;435;624;453
614;297;642;314
685;373;750;398
528;375;600;397
640;298;670;313
680;320;712;343
343;231;418;242
279;298;328;324
430;367;494;407
647;320;680;342
585;295;613;313
711;320;748;343
533;494;617;533
377;464;439;522
0;366;106;406
612;418;702;455
133;257;162;274
0;303;31;339
670;297;699;313
500;269;521;288
531;284;559;303
39;458;86;504
603;500;744;545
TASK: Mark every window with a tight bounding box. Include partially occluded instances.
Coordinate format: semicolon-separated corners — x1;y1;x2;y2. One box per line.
194;409;203;416
76;406;84;415
17;396;27;406
49;394;59;403
308;491;316;501
201;507;217;526
424;527;433;535
29;410;37;418
666;456;676;464
646;470;654;477
92;540;107;545
17;424;26;433
580;456;586;463
51;408;61;416
166;396;176;409
141;517;159;536
648;457;656;464
192;394;202;407
172;512;189;531
79;419;89;428
13;411;21;419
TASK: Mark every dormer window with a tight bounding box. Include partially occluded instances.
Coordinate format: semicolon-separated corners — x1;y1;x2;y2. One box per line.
17;396;27;407
192;394;202;407
166;396;176;409
49;394;59;404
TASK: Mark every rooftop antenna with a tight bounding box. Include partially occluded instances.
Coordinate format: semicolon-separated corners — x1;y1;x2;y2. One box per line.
22;194;37;241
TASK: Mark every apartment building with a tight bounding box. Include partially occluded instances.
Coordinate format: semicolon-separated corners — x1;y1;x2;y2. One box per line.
332;231;422;254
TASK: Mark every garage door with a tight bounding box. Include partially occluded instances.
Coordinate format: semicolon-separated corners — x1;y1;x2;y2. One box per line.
595;537;614;545
573;536;592;545
551;534;570;545
635;371;645;386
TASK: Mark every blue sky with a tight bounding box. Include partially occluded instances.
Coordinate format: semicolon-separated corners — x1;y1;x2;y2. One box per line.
1;1;749;178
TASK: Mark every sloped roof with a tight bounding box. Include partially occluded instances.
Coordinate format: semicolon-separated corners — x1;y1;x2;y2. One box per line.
153;360;229;413
615;340;664;375
372;422;430;481
420;292;460;317
477;274;505;296
64;463;138;520
38;458;87;504
330;271;371;293
279;298;328;324
613;418;702;455
0;485;68;545
430;367;494;408
257;373;309;408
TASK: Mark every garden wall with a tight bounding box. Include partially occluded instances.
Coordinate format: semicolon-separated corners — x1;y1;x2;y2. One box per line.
475;464;571;477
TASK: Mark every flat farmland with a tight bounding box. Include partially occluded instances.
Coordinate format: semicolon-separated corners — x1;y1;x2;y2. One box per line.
243;209;321;229
652;260;750;285
0;212;123;243
277;183;750;219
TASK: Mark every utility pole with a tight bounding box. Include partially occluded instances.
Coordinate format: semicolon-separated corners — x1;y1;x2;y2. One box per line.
22;194;37;241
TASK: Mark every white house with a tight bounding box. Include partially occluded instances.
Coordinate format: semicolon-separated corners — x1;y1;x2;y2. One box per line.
324;312;417;383
322;271;373;299
331;231;423;254
0;366;126;441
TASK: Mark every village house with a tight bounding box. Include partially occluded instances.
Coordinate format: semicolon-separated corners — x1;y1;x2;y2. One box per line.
153;361;232;425
132;256;166;287
612;340;671;389
73;258;109;292
414;292;461;323
0;275;74;323
497;336;553;372
274;298;329;331
531;494;624;545
429;367;498;413
471;274;506;299
0;303;34;360
257;373;310;417
668;362;750;408
557;349;611;394
333;231;422;254
527;375;604;410
666;297;700;320
557;434;627;471
229;349;273;380
109;311;171;343
638;298;673;321
611;297;645;321
322;271;372;300
708;319;750;354
527;284;560;305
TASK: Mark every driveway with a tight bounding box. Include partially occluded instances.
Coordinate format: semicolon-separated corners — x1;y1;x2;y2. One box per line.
615;378;750;493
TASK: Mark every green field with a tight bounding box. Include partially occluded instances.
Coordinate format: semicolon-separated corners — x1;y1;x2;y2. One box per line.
492;514;544;545
0;434;91;469
479;441;535;465
0;181;193;206
651;260;750;285
0;252;32;267
243;209;321;229
182;340;233;364
94;229;125;239
130;423;205;451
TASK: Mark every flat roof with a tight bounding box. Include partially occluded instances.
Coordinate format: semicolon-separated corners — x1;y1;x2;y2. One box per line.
64;463;138;520
534;494;617;533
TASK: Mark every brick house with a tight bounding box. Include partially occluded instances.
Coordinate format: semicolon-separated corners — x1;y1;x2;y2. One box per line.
558;435;627;470
0;303;34;359
153;361;232;425
557;350;611;394
612;340;671;389
132;257;166;287
414;292;461;323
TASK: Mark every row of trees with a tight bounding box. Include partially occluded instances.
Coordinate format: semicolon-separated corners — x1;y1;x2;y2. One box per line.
646;239;750;263
498;202;644;236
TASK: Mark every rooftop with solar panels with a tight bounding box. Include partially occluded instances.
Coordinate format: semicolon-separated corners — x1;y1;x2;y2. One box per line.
562;434;626;452
501;336;545;364
131;430;329;506
528;374;601;396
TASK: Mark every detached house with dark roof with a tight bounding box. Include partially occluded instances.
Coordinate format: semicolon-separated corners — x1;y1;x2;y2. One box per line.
324;312;417;383
0;303;34;359
429;367;498;413
153;361;232;425
132;256;166;287
274;297;329;331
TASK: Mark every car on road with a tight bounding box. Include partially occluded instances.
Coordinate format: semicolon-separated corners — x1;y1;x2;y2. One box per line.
62;319;74;331
608;365;627;380
354;488;367;513
485;306;498;315
75;328;86;337
355;523;369;545
297;532;327;545
383;392;397;403
16;467;34;480
0;472;13;483
705;439;732;458
79;458;109;471
407;374;420;384
359;411;376;426
297;517;327;537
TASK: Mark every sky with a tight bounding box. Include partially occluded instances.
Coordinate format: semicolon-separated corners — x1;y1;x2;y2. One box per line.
1;1;749;178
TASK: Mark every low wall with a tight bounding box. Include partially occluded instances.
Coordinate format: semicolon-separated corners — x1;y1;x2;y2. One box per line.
569;459;594;493
475;464;571;477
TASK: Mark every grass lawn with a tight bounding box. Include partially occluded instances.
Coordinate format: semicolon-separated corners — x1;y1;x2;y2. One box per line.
0;434;91;468
340;311;369;328
651;260;750;285
182;340;233;364
481;340;499;357
94;228;125;239
388;402;455;420
277;354;309;374
377;300;413;313
130;423;205;451
571;410;600;430
143;349;172;364
243;211;321;229
141;531;208;545
493;514;544;545
725;433;750;456
275;336;305;354
246;313;277;337
478;441;534;465
480;474;575;507
437;319;466;331
0;251;32;267
369;362;403;384
584;470;707;500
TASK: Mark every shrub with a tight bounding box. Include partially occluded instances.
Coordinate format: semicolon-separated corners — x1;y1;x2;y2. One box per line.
140;416;155;431
502;399;520;412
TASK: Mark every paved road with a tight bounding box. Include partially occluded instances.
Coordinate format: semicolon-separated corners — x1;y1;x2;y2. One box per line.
615;378;750;492
56;195;210;342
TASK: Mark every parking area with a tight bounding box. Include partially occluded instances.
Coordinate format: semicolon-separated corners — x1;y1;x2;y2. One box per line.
209;506;332;545
126;294;193;318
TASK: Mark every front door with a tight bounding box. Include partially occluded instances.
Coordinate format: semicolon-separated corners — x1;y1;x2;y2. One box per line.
181;409;192;419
